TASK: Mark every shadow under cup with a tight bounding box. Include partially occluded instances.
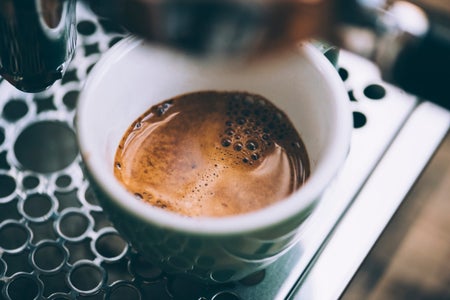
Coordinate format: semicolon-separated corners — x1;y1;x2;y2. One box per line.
76;37;351;283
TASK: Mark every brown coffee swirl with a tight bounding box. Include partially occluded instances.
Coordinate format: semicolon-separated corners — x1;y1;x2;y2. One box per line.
114;91;310;217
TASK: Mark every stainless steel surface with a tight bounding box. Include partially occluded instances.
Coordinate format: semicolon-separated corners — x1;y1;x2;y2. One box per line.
339;0;430;76
291;102;450;299
0;3;448;299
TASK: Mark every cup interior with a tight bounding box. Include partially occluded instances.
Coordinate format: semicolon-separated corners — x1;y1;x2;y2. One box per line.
76;37;351;234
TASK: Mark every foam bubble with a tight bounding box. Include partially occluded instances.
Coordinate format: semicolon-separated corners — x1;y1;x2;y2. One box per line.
225;128;234;136
221;138;231;147
233;142;243;151
246;141;258;151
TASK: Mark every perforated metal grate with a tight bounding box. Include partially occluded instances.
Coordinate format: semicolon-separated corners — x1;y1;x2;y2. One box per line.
0;4;277;299
0;2;440;300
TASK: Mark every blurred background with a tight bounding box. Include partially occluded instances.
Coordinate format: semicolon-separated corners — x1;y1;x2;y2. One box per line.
342;132;450;299
342;0;449;298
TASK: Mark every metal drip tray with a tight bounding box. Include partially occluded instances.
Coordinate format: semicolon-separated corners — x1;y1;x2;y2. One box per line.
0;3;449;300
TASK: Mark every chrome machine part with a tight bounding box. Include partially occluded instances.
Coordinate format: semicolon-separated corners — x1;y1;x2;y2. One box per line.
0;0;77;93
373;1;430;82
338;0;450;106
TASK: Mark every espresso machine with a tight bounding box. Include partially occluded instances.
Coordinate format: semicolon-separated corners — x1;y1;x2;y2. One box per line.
0;1;449;299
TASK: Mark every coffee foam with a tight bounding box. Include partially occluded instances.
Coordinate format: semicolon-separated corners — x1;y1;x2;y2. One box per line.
114;91;310;217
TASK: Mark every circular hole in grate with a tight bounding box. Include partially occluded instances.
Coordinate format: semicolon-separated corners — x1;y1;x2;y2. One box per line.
14;121;78;173
0;149;8;169
6;274;40;300
68;262;104;293
61;69;78;84
0;198;21;222
210;269;236;283
86;63;96;74
23;194;53;219
34;95;56;113
108;36;123;48
77;20;97;35
109;283;140;300
23;175;39;189
338;68;348;81
0;222;30;251
348;90;357;102
95;231;127;260
364;84;386;100
84;186;99;206
212;292;240;300
353;111;367;128
58;211;90;240
56;174;72;188
2;99;28;122
62;90;79;110
0;174;16;198
83;43;100;56
33;242;66;272
0;127;5;145
0;150;9;170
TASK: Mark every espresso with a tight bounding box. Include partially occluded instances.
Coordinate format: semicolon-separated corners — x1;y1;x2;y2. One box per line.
114;91;310;217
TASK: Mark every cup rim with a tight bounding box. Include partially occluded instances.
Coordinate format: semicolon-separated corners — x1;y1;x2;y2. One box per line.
76;36;352;236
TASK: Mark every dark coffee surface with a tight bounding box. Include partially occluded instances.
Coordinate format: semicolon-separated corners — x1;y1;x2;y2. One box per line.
114;91;310;217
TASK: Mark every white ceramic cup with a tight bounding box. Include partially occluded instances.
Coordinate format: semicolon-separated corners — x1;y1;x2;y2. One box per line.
76;37;351;283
